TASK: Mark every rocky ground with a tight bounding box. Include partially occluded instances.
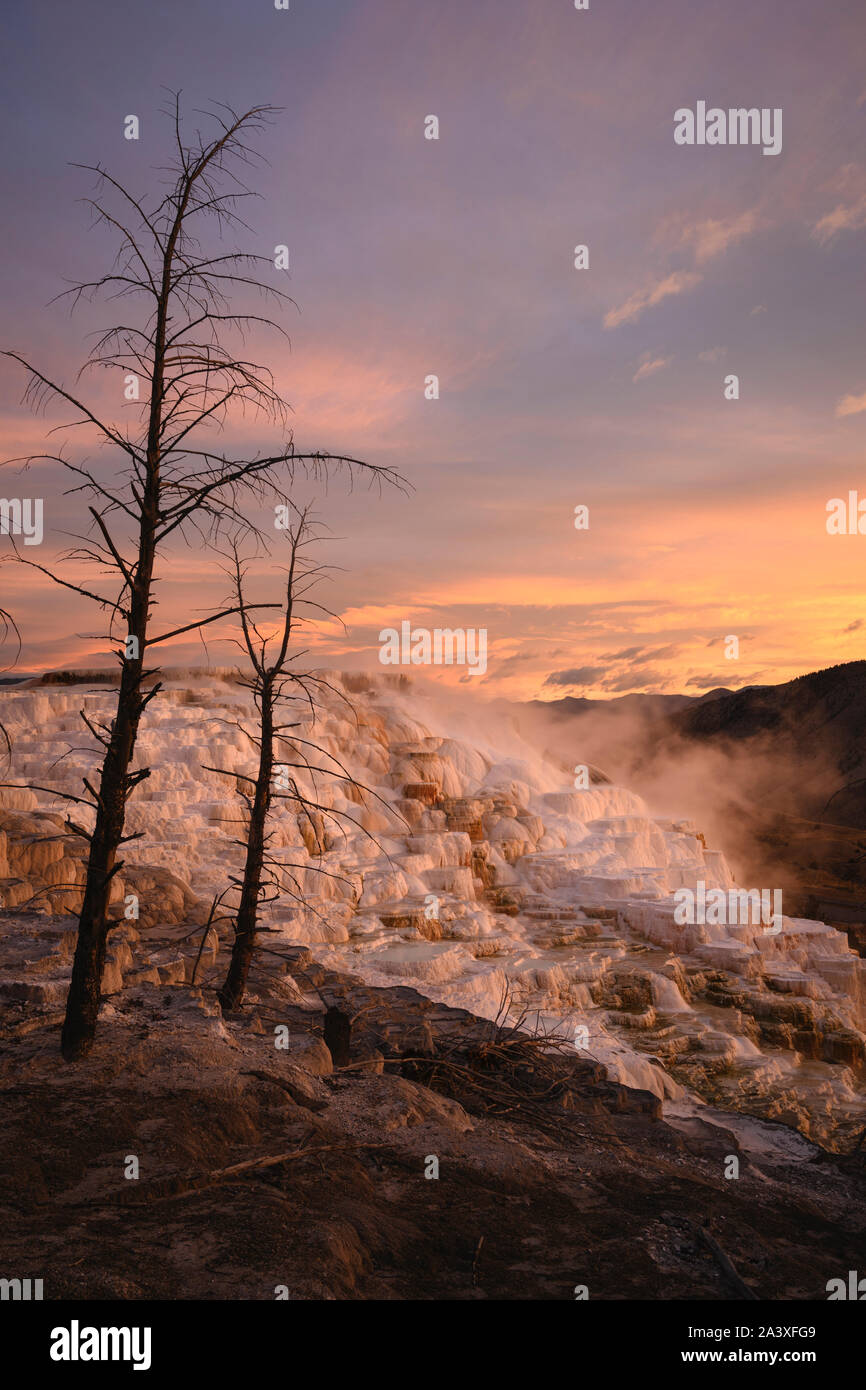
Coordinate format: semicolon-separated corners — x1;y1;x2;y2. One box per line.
1;907;864;1301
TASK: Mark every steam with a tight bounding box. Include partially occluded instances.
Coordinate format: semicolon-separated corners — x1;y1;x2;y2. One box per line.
509;694;843;889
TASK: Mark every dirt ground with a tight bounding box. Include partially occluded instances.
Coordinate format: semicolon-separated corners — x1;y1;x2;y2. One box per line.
1;929;864;1301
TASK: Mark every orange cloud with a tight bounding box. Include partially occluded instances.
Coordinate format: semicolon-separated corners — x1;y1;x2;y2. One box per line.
604;271;702;329
676;209;761;264
632;354;672;382
836;390;866;417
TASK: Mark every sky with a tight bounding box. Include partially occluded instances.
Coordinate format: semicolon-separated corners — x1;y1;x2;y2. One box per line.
1;0;865;699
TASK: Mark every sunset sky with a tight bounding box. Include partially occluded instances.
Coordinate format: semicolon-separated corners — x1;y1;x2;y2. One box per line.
1;0;865;699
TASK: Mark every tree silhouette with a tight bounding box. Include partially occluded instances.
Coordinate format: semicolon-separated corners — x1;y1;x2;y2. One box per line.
208;505;396;1013
2;98;399;1059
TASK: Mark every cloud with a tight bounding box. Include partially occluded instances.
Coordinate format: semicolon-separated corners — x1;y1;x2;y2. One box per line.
639;644;681;662
601;667;668;692
836;390;866;418
844;619;863;634
750;304;767;315
605;209;759;334
698;346;726;363
632;353;672;383
604;271;702;329
677;210;760;265
813;194;866;244
685;672;729;689
603;643;681;665
491;647;569;676
338;604;435;632
543;666;606;687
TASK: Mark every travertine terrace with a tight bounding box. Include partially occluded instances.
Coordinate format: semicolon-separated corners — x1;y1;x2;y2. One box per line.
1;672;864;1149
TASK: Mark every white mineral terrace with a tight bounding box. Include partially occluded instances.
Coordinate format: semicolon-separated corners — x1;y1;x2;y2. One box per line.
1;673;864;1147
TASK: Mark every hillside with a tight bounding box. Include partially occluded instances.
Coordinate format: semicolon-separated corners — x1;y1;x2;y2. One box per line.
518;662;866;943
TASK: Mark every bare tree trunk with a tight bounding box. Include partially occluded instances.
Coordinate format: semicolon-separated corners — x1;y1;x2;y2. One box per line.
213;518;383;1017
60;589;152;1057
61;260;164;1059
5;100;398;1059
218;681;274;1012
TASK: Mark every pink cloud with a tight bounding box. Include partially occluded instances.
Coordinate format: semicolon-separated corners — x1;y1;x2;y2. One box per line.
604;271;702;330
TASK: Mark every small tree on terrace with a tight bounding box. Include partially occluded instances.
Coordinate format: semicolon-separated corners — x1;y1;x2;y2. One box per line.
0;604;20;768
211;505;394;1013
2;99;398;1059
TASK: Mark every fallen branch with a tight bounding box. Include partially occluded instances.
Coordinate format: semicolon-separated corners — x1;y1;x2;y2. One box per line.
147;1141;390;1203
698;1226;759;1300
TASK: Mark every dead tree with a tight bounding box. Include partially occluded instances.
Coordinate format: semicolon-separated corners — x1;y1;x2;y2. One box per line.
2;99;399;1059
209;506;395;1014
0;604;20;767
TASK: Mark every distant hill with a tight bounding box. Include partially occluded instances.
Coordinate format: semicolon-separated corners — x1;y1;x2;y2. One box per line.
528;688;734;721
667;661;866;823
